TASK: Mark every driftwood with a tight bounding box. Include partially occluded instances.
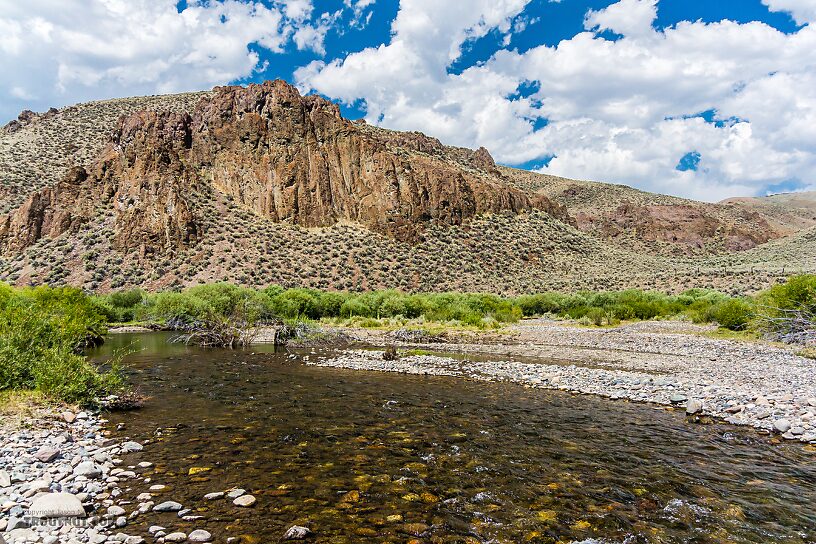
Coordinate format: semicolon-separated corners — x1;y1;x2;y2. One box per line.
171;318;260;348
170;302;267;348
756;305;815;346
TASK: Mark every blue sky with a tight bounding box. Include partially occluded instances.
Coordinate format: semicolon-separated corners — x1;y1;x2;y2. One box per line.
1;0;814;200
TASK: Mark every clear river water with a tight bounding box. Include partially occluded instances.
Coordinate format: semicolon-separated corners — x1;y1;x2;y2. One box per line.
91;333;816;543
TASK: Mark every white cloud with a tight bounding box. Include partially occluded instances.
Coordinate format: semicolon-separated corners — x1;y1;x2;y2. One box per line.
763;0;816;24
0;0;332;121
344;0;376;28
294;10;342;55
298;0;816;200
281;0;313;21
584;0;657;38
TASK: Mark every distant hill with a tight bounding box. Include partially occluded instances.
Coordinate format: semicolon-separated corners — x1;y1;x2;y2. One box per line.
0;81;812;294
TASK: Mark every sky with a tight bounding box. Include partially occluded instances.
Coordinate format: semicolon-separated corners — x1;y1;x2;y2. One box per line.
1;0;815;201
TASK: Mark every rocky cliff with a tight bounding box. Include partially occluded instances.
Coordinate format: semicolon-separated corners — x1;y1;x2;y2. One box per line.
0;80;569;255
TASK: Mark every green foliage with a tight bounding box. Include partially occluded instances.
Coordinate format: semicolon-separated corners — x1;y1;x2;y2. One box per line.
710;299;754;331
92;288;145;322
97;276;815;335
753;275;816;343
757;275;816;313
0;283;122;404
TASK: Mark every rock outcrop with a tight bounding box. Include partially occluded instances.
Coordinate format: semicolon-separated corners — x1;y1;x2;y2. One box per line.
0;80;567;255
574;201;777;253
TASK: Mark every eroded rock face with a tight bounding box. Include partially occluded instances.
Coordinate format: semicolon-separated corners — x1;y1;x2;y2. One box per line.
0;80;566;255
574;201;776;253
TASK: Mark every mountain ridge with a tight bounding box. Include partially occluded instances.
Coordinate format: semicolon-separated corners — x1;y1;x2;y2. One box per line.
0;80;813;294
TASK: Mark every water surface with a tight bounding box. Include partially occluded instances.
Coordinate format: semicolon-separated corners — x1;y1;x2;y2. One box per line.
94;333;816;543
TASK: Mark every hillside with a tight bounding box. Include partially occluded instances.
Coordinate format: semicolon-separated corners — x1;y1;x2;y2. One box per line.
0;80;813;295
503;168;791;255
722;191;816;233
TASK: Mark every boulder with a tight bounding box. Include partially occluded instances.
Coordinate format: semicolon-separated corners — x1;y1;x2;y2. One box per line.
774;419;792;433
34;447;60;463
29;492;86;518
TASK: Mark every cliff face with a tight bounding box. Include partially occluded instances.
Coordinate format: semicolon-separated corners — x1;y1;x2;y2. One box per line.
0;80;566;255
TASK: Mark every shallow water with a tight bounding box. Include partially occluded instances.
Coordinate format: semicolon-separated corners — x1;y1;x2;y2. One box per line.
93;333;816;543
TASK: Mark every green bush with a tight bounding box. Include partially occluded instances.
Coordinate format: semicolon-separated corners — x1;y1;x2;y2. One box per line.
0;283;122;405
711;299;754;331
758;275;816;312
586;307;606;326
753;275;816;342
98;283;776;332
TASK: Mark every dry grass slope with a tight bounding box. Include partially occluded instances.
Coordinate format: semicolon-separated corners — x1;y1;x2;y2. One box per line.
0;91;210;214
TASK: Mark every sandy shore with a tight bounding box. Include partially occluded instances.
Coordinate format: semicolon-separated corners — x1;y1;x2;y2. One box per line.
309;319;816;443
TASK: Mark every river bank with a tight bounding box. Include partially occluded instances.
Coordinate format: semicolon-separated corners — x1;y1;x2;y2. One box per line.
309;319;816;444
0;403;242;544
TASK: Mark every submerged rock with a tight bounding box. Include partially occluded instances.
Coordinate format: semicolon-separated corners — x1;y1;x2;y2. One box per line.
283;525;312;540
233;494;256;507
188;529;212;542
153;500;183;512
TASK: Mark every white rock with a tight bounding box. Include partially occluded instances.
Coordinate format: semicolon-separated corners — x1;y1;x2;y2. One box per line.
233;494;256;507
686;399;703;415
283;526;312;540
774;419;792;433
121;442;143;453
164;532;188;542
188;530;212;542
153;501;183;512
226;488;245;499
29;492;86;518
74;461;102;478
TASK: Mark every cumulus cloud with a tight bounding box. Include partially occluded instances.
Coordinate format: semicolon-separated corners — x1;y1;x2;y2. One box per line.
763;0;816;25
296;0;532;139
0;0;334;122
584;0;657;38
298;0;816;200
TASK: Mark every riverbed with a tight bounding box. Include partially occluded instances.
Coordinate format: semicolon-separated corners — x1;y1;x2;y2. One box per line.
92;333;816;543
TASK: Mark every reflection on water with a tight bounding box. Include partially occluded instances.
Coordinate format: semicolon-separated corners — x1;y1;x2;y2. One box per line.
94;333;816;543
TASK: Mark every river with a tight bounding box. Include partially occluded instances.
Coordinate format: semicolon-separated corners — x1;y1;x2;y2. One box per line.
92;333;816;543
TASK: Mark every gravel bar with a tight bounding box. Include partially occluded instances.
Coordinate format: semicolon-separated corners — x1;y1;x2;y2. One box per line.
311;319;816;443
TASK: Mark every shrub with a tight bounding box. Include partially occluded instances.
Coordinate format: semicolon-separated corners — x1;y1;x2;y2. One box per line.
711;299;754;331
0;283;122;405
754;275;816;344
586;307;606;326
758;275;816;312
